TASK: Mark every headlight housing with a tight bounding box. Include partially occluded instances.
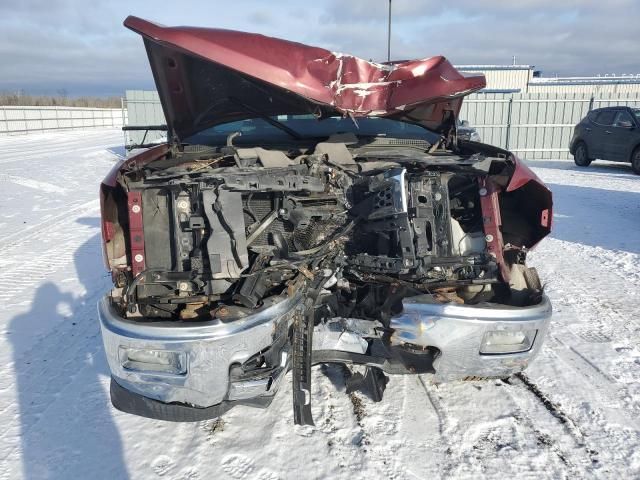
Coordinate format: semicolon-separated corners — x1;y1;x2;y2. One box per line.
480;329;537;354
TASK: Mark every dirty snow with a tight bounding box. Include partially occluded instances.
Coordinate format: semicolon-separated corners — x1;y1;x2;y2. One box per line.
0;129;639;479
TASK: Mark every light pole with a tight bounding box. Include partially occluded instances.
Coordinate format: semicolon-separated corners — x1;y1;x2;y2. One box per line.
387;0;392;62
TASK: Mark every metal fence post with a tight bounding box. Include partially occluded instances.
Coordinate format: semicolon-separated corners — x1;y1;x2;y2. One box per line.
588;96;594;112
22;108;27;133
121;97;128;147
505;97;513;149
2;107;9;134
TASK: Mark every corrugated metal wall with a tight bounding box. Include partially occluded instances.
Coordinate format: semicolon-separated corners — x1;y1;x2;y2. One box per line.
460;92;640;159
125;90;640;160
0;106;124;135
124;90;166;146
456;68;532;92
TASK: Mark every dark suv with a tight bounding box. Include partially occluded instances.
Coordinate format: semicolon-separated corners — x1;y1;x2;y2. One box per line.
570;106;640;174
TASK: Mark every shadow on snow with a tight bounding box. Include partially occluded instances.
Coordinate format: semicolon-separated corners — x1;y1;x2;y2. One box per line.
8;217;128;479
545;182;640;254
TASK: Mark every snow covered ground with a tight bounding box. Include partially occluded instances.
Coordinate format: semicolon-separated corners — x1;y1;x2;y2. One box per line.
0;129;639;479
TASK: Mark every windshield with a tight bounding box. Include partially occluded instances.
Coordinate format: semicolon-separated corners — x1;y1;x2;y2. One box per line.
186;115;439;145
632;109;640;121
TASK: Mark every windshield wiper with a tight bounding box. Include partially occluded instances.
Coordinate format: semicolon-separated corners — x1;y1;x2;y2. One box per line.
227;96;303;140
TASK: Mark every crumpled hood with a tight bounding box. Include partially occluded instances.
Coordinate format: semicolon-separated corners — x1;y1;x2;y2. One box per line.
125;16;486;141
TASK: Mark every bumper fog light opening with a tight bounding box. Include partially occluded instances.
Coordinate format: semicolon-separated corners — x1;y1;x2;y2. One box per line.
119;346;187;375
480;329;537;355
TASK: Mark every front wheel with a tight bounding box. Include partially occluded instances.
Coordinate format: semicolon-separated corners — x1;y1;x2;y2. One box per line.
631;147;640;175
573;142;591;167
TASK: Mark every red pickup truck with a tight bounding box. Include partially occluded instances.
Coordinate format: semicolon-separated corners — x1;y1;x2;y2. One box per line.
98;16;553;425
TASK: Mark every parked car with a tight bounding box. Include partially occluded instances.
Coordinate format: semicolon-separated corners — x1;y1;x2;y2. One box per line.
570;106;640;174
457;119;482;142
98;16;553;424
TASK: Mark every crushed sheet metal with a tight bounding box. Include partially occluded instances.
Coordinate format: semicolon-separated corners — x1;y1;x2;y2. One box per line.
123;16;486;139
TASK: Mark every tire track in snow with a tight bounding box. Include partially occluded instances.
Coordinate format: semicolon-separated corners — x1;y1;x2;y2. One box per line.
416;376;456;478
533;238;640;298
544;335;640;425
514;373;587;442
502;379;589;476
0;199;99;248
0;203;102;306
530;237;640;417
0;174;68;194
334;371;443;479
318;365;371;473
532;240;640;345
502;373;600;476
0;130;122;165
418;376;445;435
412;377;599;478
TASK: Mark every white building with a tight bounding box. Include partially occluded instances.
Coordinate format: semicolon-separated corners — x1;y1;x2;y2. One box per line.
455;65;640;95
455;65;533;92
527;75;640;95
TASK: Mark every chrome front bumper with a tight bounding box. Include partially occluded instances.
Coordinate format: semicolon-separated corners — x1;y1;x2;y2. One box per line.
98;294;552;416
390;295;553;381
98;295;298;409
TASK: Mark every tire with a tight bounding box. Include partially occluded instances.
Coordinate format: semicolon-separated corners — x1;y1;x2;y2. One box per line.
632;147;640;175
573;142;592;167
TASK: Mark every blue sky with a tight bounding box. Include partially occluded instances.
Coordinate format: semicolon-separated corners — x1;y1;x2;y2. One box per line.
1;0;638;96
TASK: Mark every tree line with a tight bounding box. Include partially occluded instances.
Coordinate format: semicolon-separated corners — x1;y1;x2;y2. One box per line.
0;91;121;108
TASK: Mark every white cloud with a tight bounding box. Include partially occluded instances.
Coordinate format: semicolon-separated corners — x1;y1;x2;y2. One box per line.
0;0;638;96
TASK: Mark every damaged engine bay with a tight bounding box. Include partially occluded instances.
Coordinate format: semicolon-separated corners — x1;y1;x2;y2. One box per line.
103;134;551;424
